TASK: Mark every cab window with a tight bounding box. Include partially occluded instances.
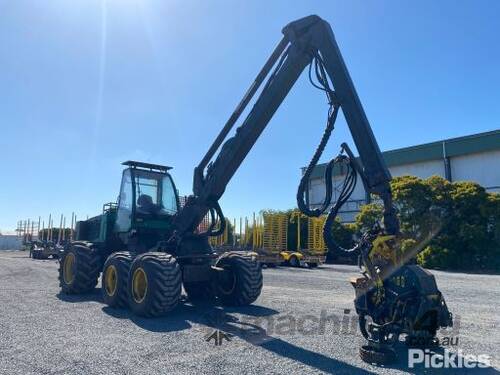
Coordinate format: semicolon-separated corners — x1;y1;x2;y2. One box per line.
115;169;133;232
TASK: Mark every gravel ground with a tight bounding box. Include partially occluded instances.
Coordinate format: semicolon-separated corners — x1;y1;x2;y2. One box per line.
0;250;498;374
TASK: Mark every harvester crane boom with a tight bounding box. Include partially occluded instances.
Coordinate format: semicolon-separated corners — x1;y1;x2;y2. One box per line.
172;15;398;245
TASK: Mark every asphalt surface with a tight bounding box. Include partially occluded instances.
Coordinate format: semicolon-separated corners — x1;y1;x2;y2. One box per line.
0;250;498;375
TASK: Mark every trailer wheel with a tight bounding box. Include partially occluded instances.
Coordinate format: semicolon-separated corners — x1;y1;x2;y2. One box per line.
289;255;300;267
102;251;133;308
215;252;262;306
307;262;318;268
59;244;101;294
128;252;181;317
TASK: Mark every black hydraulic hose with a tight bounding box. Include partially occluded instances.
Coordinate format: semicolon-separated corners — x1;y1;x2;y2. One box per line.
296;51;362;254
322;155;360;253
296;104;339;217
297;51;339;217
207;201;226;237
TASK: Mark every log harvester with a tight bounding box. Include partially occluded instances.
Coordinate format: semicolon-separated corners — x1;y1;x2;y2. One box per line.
59;15;452;363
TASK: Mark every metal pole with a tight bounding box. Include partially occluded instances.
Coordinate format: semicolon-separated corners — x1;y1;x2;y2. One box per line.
62;216;66;242
233;218;236;246
239;217;242;248
48;214;52;241
70;212;75;241
245;217;248;247
297;213;301;251
58;214;63;244
73;214;77;241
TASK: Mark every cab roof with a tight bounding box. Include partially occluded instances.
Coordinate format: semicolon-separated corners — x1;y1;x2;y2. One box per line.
122;160;172;172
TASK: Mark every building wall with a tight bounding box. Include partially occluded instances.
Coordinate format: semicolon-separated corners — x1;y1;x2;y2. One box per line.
308;149;500;222
0;235;22;250
450;150;500;193
389;159;445;180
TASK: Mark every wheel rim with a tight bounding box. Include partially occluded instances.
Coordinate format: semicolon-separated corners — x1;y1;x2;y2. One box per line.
104;265;118;297
63;253;75;285
132;267;148;303
218;269;236;295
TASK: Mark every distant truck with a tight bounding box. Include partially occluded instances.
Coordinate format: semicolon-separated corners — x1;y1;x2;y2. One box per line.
279;250;326;268
30;240;61;259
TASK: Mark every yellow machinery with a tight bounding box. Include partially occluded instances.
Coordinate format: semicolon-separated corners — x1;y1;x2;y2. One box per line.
207;210;326;268
279;212;326;268
258;212;286;266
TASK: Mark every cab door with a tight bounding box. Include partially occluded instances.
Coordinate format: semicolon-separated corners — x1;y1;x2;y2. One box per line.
115;169;134;232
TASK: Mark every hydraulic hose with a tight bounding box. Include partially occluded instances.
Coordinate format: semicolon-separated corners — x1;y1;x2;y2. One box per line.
296;52;360;254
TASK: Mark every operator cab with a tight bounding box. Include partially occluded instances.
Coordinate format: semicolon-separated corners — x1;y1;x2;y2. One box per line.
115;160;179;233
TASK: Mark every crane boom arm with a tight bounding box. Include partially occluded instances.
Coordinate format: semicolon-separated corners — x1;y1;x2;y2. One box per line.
172;15;399;246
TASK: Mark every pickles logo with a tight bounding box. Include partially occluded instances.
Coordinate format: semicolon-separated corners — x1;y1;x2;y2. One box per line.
409;349;491;369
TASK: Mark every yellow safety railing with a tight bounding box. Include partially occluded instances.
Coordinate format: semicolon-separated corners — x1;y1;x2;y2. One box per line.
205;210;327;256
262;212;287;253
252;213;264;249
307;216;327;254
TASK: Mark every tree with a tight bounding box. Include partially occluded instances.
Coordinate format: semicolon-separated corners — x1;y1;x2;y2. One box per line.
355;203;383;232
353;176;500;272
391;176;433;238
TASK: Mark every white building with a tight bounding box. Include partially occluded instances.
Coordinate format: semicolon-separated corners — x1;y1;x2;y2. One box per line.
0;235;22;250
307;130;500;223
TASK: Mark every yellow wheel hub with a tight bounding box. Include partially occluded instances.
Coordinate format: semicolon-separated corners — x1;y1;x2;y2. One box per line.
132;267;148;303
104;265;118;297
63;253;75;285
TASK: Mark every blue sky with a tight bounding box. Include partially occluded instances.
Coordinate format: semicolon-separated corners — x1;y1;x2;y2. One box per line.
1;0;499;232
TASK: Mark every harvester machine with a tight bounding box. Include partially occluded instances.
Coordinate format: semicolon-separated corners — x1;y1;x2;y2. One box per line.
59;15;452;363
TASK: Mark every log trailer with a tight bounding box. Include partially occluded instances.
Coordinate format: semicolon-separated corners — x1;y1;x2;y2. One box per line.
59;15;452;363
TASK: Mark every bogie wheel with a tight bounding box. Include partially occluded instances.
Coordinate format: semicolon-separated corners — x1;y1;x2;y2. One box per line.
289;256;300;267
59;244;101;294
359;345;396;365
128;252;181;317
215;251;263;306
102;251;133;308
183;282;215;302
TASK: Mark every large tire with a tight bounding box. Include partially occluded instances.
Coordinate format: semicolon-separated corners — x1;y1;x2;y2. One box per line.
128;252;181;317
215;251;263;306
59;244;101;294
102;251;133;308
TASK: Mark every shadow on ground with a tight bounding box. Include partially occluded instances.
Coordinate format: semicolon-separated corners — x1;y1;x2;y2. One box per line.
100;298;376;374
56;288;103;303
58;289;498;374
